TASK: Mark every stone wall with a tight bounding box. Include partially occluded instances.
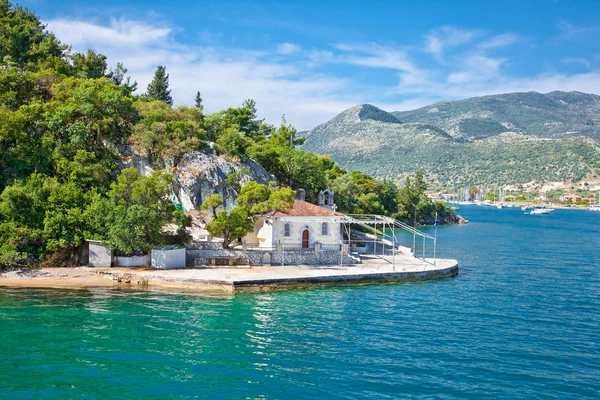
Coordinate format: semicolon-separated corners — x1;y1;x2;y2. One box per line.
185;242;355;266
270;250;354;266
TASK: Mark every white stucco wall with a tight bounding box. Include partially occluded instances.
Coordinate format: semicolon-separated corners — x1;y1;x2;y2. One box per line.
151;247;186;269
114;255;150;267
88;240;112;267
244;218;264;246
272;217;342;248
243;216;343;249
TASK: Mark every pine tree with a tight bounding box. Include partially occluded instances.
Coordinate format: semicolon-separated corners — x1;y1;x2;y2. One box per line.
194;91;203;110
146;65;173;105
108;62;138;93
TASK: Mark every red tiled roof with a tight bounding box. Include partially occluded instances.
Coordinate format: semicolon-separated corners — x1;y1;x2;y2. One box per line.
264;200;344;217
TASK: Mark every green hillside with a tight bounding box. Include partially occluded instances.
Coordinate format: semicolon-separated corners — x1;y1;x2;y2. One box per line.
392;91;600;140
302;103;600;187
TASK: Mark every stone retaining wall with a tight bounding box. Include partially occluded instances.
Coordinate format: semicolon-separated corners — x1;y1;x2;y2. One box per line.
185;243;355;266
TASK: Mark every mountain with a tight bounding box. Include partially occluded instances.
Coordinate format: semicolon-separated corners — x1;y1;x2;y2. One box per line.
392;91;600;140
301;95;600;188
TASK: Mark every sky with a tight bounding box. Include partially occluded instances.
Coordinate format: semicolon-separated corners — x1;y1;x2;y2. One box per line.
17;0;600;129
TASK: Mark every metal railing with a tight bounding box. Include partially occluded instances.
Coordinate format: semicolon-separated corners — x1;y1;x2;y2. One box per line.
343;214;437;265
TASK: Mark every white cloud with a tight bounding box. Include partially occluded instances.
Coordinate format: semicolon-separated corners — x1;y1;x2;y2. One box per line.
46;18;358;130
339;43;417;72
48;18;172;47
276;42;301;55
562;57;592;69
556;20;599;42
44;17;600;129
478;33;519;50
447;55;507;84
424;26;481;55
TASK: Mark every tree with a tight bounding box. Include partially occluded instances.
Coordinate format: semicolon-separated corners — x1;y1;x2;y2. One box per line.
396;172;428;224
146;65;173;105
194;91;203;110
221;99;264;141
469;186;479;201
0;173;90;262
236;181;272;212
131;99;206;163
201;193;223;218
206;207;254;249
395;171;453;224
269;122;305;148
236;181;295;214
0;0;70;73
0;66;35;110
204;182;294;248
54;149;114;192
356;193;385;215
86;168;189;254
108;62;138;92
225;167;249;193
43;77;136;148
72;50;107;79
216;126;252;160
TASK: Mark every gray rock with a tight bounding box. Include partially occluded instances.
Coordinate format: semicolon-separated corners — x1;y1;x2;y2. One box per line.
172;150;273;213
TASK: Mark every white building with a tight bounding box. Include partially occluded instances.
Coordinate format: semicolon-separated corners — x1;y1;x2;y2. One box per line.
244;199;345;250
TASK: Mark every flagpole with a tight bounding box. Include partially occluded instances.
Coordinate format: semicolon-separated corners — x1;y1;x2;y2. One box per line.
433;211;438;266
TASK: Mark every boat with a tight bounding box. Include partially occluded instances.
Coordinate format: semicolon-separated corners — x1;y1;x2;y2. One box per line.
521;205;533;211
529;207;555;215
525;195;554;215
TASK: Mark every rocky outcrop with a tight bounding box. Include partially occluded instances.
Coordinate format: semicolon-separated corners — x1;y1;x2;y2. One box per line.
396;214;468;226
172;150;273;213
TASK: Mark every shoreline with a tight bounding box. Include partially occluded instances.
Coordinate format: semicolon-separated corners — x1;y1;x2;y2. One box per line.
0;257;459;293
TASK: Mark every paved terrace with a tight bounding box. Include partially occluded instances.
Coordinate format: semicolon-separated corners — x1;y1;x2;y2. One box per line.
94;255;458;292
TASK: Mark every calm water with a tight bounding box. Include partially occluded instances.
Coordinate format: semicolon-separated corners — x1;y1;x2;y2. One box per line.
1;207;599;399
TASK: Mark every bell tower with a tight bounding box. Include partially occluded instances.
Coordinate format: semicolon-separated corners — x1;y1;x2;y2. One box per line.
318;189;336;210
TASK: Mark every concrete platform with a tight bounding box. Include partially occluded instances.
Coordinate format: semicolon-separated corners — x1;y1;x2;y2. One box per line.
94;255;459;292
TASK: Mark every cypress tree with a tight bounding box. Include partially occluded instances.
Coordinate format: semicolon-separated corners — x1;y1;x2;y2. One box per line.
146;65;173;105
194;91;203;110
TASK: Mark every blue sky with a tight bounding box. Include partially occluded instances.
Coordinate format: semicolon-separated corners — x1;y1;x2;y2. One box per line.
18;0;600;129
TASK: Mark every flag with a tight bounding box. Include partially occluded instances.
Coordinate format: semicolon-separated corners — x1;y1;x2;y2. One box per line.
434;212;438;231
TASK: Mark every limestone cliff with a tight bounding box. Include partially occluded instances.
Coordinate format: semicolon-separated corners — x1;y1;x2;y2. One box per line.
171;150;272;213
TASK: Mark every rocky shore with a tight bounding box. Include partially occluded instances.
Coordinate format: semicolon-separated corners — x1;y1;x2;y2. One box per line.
398;214;469;227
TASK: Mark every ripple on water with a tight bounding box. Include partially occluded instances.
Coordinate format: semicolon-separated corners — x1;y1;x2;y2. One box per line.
1;208;600;399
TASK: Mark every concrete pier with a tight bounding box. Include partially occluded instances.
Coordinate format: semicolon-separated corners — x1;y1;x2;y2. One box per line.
93;255;459;292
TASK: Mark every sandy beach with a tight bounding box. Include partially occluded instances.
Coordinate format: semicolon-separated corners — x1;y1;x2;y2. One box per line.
0;268;120;289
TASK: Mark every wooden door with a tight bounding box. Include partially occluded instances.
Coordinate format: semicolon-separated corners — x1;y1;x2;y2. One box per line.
302;229;309;248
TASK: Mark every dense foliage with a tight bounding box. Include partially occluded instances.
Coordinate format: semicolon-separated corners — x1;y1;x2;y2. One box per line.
0;2;190;266
0;1;449;267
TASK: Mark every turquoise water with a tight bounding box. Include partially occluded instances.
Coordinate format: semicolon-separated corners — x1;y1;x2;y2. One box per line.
1;207;599;399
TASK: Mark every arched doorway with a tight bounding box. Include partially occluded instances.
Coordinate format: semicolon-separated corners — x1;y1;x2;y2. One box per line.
302;229;309;249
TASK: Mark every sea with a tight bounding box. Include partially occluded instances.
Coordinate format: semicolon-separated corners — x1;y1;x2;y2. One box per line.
1;206;599;399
